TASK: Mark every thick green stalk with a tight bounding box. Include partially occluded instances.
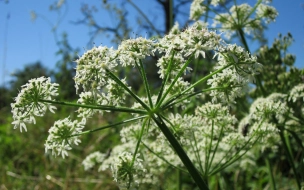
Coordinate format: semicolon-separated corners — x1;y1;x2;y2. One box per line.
278;128;301;189
152;114;209;190
169;0;173;30
177;169;182;190
39;99;147;114
265;157;276;190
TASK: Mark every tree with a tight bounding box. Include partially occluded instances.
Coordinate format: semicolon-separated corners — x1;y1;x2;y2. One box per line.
53;33;79;100
9;62;51;98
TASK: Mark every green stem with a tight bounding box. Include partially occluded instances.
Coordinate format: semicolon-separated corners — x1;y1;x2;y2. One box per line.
265;157;276;190
243;0;263;22
169;0;173;30
105;69;151;112
278;128;301;189
286;129;304;150
288;114;304;125
205;120;214;176
131;118;148;167
207;123;224;175
39;99;147;114
182;63;232;95
152;114;209;189
69;115;147;137
191;130;205;174
237;29;250;54
209;132;260;175
178;169;182;190
138;60;153;107
156;54;195;109
237;28;266;96
204;0;211;23
141;142;188;174
156;51;176;105
162;87;225;110
159;64;232;110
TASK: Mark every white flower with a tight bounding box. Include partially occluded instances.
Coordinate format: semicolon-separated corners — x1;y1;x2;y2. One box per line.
207;67;249;103
45;117;85;158
105;78;129;106
117;37;156;67
158;21;222;57
168;22;180;35
11;76;59;132
256;4;278;24
190;0;205;21
76;91;108;118
82;151;106;171
210;0;224;6
111;152;146;189
212;3;264;39
206;44;261;103
246;121;280;152
156;54;187;79
288;83;304;103
250;93;289;124
75;46;118;93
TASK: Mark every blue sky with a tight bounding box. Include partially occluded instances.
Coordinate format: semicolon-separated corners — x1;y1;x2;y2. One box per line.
1;0;304;87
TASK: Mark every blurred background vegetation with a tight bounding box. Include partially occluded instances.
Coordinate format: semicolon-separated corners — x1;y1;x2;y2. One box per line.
0;0;303;189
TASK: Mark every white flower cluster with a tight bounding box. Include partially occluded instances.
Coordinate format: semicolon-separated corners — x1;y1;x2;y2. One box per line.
207;44;262;103
164;78;193;96
210;2;278;39
76;91;108;118
11;77;58;132
288;83;304;103
195;102;237;126
210;0;224;6
74;21;258;112
117;37;156;67
156;54;188;79
238;93;290;153
74;46;118;93
76;78;129;118
158;21;223;58
91;103;253;187
256;3;278;24
75;45;131;117
82;151;106;171
110;152;146;189
250;93;288;124
45;117;85;158
190;0;205;21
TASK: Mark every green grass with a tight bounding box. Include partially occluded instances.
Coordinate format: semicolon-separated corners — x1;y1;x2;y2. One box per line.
0;107;120;190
